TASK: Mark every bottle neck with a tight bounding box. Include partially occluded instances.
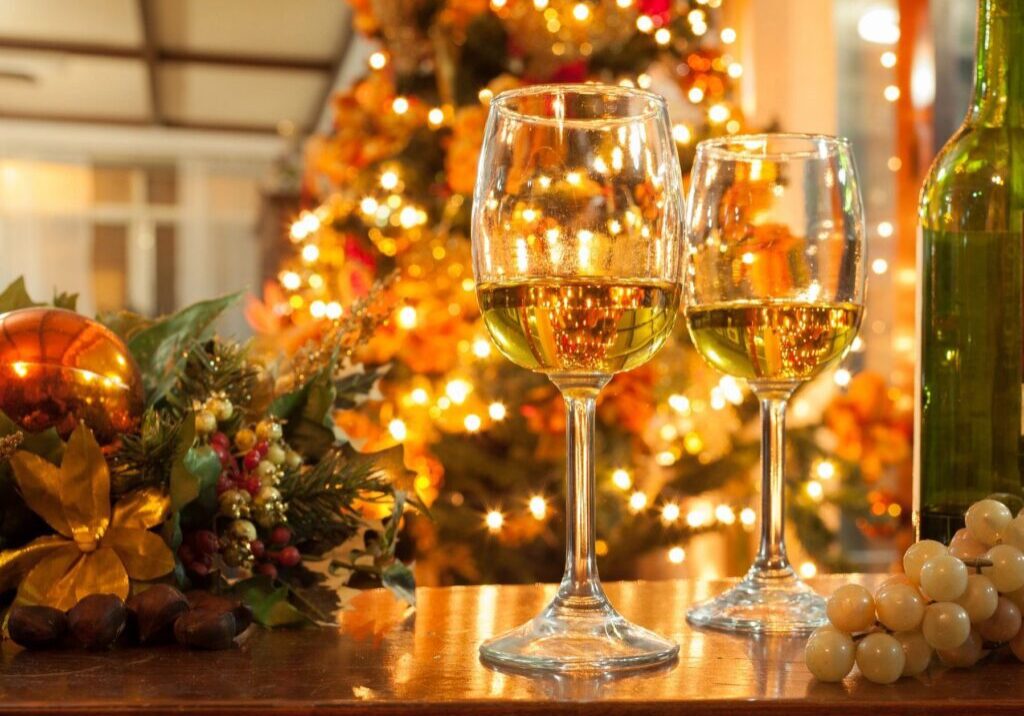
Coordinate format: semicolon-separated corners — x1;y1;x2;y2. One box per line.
968;0;1024;127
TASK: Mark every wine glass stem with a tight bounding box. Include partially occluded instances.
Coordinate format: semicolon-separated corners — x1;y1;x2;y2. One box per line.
754;391;795;575
553;375;610;605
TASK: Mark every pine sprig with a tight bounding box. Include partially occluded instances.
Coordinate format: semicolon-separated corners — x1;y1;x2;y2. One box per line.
280;449;393;547
110;410;181;497
165;339;261;422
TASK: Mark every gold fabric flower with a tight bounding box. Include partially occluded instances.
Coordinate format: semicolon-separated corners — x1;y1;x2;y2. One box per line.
0;423;174;609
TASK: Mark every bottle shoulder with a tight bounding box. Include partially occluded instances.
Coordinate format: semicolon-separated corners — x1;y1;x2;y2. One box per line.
920;123;1024;232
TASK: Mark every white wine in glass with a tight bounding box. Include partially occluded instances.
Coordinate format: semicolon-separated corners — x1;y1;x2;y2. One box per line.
683;134;866;634
472;84;683;671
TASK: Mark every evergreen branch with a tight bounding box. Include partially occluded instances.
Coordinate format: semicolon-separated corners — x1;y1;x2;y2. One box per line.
164;339;260;423
109;410;181;498
280;448;393;547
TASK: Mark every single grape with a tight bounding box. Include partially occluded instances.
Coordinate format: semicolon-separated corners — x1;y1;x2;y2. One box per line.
1004;586;1024;613
954;574;999;624
855;632;905;684
875;583;925;632
804;626;856;682
878;574;915;590
978;596;1022;643
936;628;984;668
1000;514;1024;551
919;555;969;602
903;540;946;585
893;630;932;676
1010;621;1024;662
949;528;989;560
966;498;1013;546
982;544;1024;593
826;583;876;633
921;602;971;651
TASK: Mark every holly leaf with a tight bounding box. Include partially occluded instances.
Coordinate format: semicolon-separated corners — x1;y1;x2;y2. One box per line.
271;364;337;460
127;293;240;406
169;417;221;512
0;412;64;550
97;310;154;342
342;443;416;495
381;561;416;606
231;575;310;627
0;277;40;313
334;363;389;409
51;291;78;311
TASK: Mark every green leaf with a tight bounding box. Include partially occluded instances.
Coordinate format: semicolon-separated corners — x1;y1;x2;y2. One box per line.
128;293;239;405
381;561;416;606
0;277;40;313
161;510;183;551
169;417;221;512
97;310;153;342
51;291;78;311
0;412;63;464
232;576;310;627
334;364;389;409
271;364;338;460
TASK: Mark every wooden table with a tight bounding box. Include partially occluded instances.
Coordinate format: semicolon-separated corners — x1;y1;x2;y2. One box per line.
1;575;1021;714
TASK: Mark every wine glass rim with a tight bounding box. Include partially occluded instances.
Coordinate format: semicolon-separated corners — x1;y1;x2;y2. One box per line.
696;133;852;161
490;83;667;128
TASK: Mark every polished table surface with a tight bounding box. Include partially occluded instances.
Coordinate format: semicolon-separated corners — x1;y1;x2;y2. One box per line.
1;575;1022;714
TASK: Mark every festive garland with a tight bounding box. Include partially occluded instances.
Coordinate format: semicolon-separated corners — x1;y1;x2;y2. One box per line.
0;276;417;644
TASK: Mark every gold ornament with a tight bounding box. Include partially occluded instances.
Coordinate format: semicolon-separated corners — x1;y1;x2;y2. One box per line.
0;423;174;610
252;486;287;529
0;308;144;444
221;519;257;568
218;488;252;519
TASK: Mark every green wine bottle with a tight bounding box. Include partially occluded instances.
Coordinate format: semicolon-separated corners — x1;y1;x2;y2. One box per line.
917;0;1024;542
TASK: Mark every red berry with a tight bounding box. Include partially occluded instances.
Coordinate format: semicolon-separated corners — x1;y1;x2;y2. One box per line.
194;530;219;555
243;450;261;471
190;562;210;578
212;443;232;465
277;546;301;568
250;539;266;560
255;440;270;457
211;432;230;449
256;562;278;579
243;476;261;495
216;473;234;495
270;526;292;546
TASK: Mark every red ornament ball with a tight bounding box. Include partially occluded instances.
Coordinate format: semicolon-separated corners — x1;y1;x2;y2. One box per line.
0;308;143;443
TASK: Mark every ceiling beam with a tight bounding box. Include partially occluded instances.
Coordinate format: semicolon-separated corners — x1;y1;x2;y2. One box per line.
137;0;163;124
0;37;333;72
305;22;355;133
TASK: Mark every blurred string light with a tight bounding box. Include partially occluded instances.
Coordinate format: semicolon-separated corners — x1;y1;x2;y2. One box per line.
275;0;788;565
858;6;900;45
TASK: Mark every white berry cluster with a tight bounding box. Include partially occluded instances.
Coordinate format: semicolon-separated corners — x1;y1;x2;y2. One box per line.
805;498;1024;684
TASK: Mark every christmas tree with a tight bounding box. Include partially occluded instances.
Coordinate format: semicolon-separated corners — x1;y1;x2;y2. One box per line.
249;0;914;585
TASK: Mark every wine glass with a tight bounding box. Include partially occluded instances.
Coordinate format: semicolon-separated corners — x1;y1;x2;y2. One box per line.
472;84;683;671
683;134;866;633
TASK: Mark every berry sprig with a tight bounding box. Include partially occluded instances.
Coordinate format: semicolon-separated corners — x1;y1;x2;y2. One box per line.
806;498;1024;684
183;407;303;577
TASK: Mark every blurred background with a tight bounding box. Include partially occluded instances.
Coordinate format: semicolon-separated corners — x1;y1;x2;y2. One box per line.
0;0;973;585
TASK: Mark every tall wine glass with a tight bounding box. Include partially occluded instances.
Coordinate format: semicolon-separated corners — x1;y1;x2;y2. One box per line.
472;84;683;671
683;134;866;633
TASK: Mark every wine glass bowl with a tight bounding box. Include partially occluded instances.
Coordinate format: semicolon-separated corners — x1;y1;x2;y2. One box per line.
683;134;866;633
472;84;683;671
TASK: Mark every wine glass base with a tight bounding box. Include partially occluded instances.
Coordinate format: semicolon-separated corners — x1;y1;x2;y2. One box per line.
686;566;826;634
480;598;679;673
